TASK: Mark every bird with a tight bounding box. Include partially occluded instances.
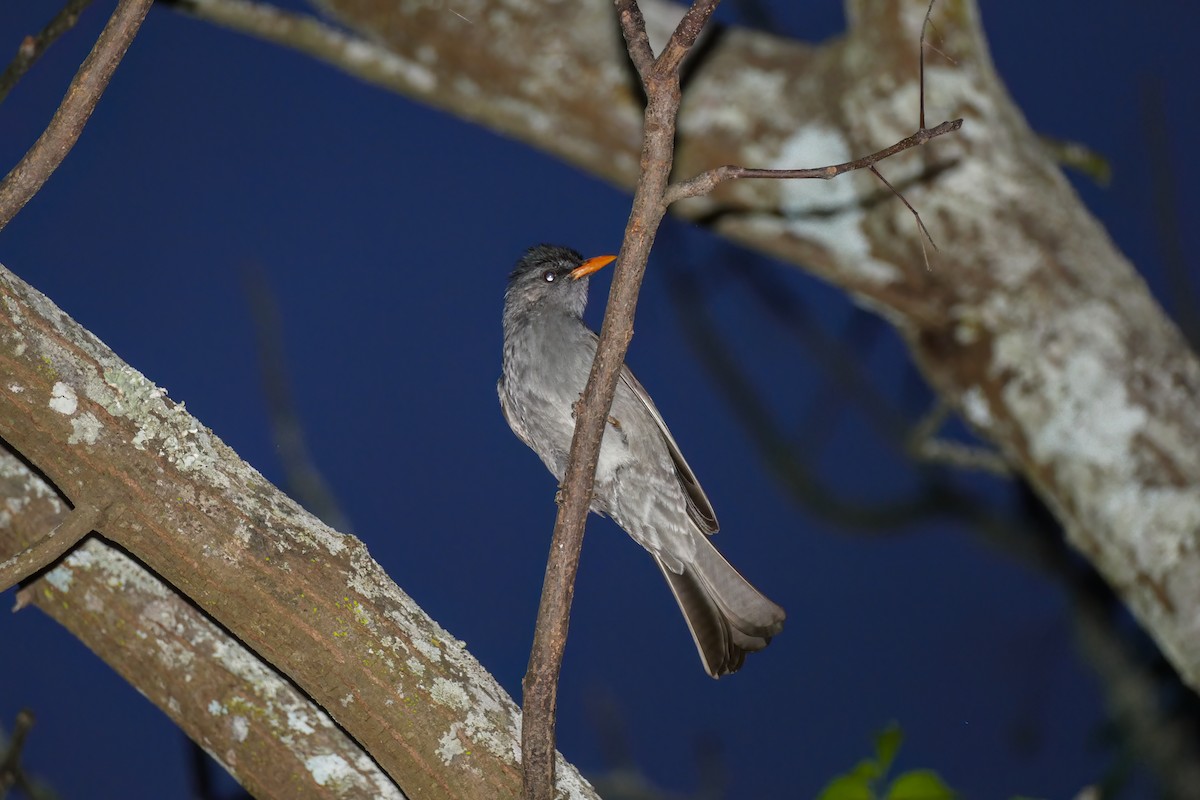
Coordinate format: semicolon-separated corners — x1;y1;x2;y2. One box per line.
498;244;785;677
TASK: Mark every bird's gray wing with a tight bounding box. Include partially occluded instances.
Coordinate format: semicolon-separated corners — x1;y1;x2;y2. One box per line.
617;363;719;534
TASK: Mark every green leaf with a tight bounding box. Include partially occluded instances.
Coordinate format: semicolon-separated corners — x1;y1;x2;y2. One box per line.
885;769;956;800
816;773;875;800
849;758;882;783
874;722;904;775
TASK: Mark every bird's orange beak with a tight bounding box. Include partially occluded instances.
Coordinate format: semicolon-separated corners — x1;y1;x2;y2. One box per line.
569;255;616;280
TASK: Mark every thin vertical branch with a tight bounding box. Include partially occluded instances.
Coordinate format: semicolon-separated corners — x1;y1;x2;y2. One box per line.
520;3;718;797
920;0;937;129
0;0;153;232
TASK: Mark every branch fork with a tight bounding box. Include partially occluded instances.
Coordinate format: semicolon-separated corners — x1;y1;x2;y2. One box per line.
0;500;110;596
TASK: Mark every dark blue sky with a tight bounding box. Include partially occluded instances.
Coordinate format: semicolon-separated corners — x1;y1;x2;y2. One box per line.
1;2;1197;798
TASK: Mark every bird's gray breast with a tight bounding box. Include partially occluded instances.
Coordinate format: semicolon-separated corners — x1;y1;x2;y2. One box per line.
500;310;604;480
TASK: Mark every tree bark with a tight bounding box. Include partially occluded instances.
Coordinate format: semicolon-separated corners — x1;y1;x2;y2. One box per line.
0;448;403;799
0;264;599;799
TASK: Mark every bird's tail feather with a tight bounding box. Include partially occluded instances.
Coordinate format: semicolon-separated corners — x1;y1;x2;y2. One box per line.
692;533;785;638
655;536;785;678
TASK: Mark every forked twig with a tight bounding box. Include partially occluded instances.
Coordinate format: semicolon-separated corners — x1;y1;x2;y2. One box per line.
520;1;961;798
663;0;958;269
663;118;962;205
0;502;106;595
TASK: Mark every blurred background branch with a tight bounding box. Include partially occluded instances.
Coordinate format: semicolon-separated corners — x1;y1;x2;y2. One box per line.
0;0;94;105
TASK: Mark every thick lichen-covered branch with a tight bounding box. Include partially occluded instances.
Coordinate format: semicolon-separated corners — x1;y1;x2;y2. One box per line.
0;263;599;800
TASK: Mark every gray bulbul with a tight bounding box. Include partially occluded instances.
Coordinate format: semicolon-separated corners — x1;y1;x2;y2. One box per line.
498;244;785;677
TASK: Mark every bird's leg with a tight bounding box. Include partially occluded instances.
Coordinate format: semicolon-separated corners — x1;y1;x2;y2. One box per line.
607;415;629;446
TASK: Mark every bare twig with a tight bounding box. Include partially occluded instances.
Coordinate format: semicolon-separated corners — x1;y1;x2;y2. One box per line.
615;0;654;80
0;501;104;595
243;265;353;532
0;0;95;105
868;164;936;269
907;400;1011;476
910;437;1012;477
0;0;152;232
920;0;937;129
663;118;962;205
521;3;721;797
0;710;36;797
1140;79;1197;347
655;0;720;75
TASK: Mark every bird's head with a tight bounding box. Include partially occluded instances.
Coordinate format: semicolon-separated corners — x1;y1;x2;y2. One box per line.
504;244;616;321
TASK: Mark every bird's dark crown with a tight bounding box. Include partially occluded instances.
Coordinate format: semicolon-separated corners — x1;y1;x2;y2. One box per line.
507;244;585;285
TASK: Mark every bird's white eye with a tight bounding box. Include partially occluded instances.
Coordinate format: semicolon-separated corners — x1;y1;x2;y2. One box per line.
542;270;556;283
